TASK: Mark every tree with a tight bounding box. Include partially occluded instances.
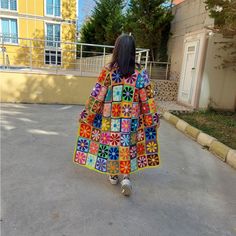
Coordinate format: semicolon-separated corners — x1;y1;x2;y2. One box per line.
80;0;124;45
80;18;96;44
205;0;236;70
124;0;173;61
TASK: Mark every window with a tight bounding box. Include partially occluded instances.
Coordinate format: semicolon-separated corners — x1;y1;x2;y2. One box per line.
0;18;18;44
0;0;17;11
46;23;60;47
46;0;61;17
45;50;61;65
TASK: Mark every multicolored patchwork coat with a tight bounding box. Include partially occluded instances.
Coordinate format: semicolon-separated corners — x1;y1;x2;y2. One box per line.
73;64;160;175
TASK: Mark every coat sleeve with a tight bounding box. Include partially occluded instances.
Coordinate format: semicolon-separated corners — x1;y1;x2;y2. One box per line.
138;69;160;129
79;67;111;126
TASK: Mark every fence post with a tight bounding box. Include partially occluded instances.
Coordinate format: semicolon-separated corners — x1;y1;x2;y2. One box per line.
149;61;152;78
56;42;58;74
166;62;169;80
80;44;83;76
2;37;5;69
30;40;32;70
137;52;141;64
145;50;149;69
102;47;106;67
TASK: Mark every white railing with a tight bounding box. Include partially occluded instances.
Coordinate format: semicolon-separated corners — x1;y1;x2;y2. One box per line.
0;36;150;76
147;61;170;80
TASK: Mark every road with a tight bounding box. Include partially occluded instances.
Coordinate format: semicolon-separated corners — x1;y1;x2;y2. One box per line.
1;103;236;236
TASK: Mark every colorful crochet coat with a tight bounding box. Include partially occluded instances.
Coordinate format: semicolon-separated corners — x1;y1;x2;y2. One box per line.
73;64;160;175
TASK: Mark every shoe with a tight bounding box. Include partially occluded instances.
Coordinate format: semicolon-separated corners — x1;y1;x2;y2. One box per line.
109;175;119;185
121;177;132;196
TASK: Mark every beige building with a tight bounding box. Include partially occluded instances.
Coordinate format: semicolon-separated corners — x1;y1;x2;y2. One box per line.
168;0;236;111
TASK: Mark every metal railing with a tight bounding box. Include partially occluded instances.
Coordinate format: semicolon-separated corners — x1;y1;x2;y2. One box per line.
0;36;150;76
147;61;170;80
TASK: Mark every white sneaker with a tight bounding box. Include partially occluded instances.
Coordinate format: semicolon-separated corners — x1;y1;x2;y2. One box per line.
109;175;119;185
121;178;132;196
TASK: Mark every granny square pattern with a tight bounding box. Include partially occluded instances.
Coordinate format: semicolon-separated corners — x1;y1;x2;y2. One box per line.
73;65;160;175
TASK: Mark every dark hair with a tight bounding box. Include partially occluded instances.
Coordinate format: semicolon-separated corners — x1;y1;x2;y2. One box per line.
110;34;136;76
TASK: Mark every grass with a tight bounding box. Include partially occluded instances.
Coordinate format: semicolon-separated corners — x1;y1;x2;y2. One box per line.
178;110;236;149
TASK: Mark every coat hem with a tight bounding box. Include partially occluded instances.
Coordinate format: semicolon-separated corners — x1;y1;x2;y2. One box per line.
72;158;161;175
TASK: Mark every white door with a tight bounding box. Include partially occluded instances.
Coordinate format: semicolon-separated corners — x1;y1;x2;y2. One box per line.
178;40;199;105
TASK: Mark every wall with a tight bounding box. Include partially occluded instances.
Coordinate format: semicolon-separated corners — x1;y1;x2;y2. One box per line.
0;71;97;105
153;80;179;101
168;0;214;80
0;0;77;69
0;71;178;104
199;34;236;111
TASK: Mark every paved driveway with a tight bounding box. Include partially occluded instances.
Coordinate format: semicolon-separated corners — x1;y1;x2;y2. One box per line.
1;103;236;236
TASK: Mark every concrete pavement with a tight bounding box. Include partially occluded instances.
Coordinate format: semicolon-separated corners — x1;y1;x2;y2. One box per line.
1;103;236;236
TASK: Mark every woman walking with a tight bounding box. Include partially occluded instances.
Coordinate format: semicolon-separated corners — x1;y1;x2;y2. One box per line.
73;34;160;196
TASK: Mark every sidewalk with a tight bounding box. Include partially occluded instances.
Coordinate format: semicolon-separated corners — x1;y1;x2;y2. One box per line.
158;101;193;114
1;103;236;236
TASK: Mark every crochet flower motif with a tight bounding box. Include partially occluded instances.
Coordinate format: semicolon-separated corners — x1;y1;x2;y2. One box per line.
93;114;102;128
79;123;92;138
122;86;134;101
111;119;120;132
120;161;131;174
145;127;156;141
138;156;148;168
141;69;150;86
153;112;159;124
130;145;137;159
147;154;159;166
91;129;101;142
110;133;120;146
137;142;145;155
113;85;123;101
122;104;131;116
101;118;110;131
75;151;87;164
121;119;131;132
95;158;107;172
89;142;99;155
77;139;89;152
80;109;88;119
125;74;136;85
98;145;109;158
100;132;110;145
112;71;122;83
147;141;158;153
91;83;101;97
120;134;130;146
109;147;119;160
137;129;144;141
120;147;130;160
112;103;121;117
107;161;119;174
86;154;96;167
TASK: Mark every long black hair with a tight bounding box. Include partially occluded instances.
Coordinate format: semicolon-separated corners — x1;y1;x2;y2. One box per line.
110;34;136;76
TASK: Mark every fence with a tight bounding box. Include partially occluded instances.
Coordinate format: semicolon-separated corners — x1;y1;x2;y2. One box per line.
147;61;170;80
0;36;149;76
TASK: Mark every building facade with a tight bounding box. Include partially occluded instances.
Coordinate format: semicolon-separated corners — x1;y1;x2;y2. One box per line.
0;0;77;68
168;0;236;111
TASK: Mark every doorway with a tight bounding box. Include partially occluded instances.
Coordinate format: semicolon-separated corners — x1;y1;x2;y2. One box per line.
178;40;200;106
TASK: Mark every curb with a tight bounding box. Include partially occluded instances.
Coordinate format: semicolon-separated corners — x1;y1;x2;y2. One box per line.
163;111;236;170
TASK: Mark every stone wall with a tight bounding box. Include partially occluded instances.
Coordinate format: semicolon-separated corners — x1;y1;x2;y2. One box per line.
153;80;179;101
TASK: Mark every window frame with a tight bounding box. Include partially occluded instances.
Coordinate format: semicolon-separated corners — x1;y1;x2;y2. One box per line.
44;49;62;66
0;0;18;12
44;0;62;18
0;16;19;45
44;21;61;48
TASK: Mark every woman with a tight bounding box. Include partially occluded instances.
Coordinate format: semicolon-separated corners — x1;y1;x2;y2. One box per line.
73;34;160;196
